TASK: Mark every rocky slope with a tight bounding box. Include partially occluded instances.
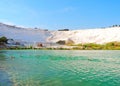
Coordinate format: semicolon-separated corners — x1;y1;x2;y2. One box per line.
0;23;120;44
48;27;120;44
0;23;51;43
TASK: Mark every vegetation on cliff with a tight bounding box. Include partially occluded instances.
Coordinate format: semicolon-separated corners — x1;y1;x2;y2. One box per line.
0;36;8;44
72;41;120;50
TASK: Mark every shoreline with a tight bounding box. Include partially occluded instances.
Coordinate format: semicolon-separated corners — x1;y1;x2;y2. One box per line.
1;48;120;50
1;41;120;50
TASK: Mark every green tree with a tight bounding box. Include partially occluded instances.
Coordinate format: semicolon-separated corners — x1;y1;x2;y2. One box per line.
0;36;8;43
56;40;66;45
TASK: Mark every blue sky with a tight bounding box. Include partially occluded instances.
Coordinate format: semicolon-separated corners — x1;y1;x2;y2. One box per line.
0;0;120;30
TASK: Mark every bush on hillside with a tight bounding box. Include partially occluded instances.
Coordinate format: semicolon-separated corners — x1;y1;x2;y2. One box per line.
0;36;8;44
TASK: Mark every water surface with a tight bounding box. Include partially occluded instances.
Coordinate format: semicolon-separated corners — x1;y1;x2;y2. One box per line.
0;50;120;86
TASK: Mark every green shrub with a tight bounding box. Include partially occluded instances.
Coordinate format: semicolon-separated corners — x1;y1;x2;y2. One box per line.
0;36;8;43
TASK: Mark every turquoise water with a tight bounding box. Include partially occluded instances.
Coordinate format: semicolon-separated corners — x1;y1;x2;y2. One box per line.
0;50;120;86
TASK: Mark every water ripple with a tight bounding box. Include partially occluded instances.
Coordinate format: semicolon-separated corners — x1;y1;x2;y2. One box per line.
0;50;120;86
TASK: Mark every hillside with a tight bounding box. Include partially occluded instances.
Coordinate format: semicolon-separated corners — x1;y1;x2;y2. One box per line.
0;23;120;44
48;27;120;44
0;23;51;43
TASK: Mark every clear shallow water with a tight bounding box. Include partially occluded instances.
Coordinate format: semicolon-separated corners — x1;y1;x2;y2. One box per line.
0;50;120;86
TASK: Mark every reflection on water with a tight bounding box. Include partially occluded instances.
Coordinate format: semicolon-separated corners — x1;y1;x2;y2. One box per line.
0;51;7;61
0;55;6;61
0;50;120;86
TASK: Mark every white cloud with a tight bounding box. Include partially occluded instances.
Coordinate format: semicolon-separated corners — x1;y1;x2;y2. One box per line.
59;7;75;13
0;19;28;28
39;7;75;15
0;19;15;25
